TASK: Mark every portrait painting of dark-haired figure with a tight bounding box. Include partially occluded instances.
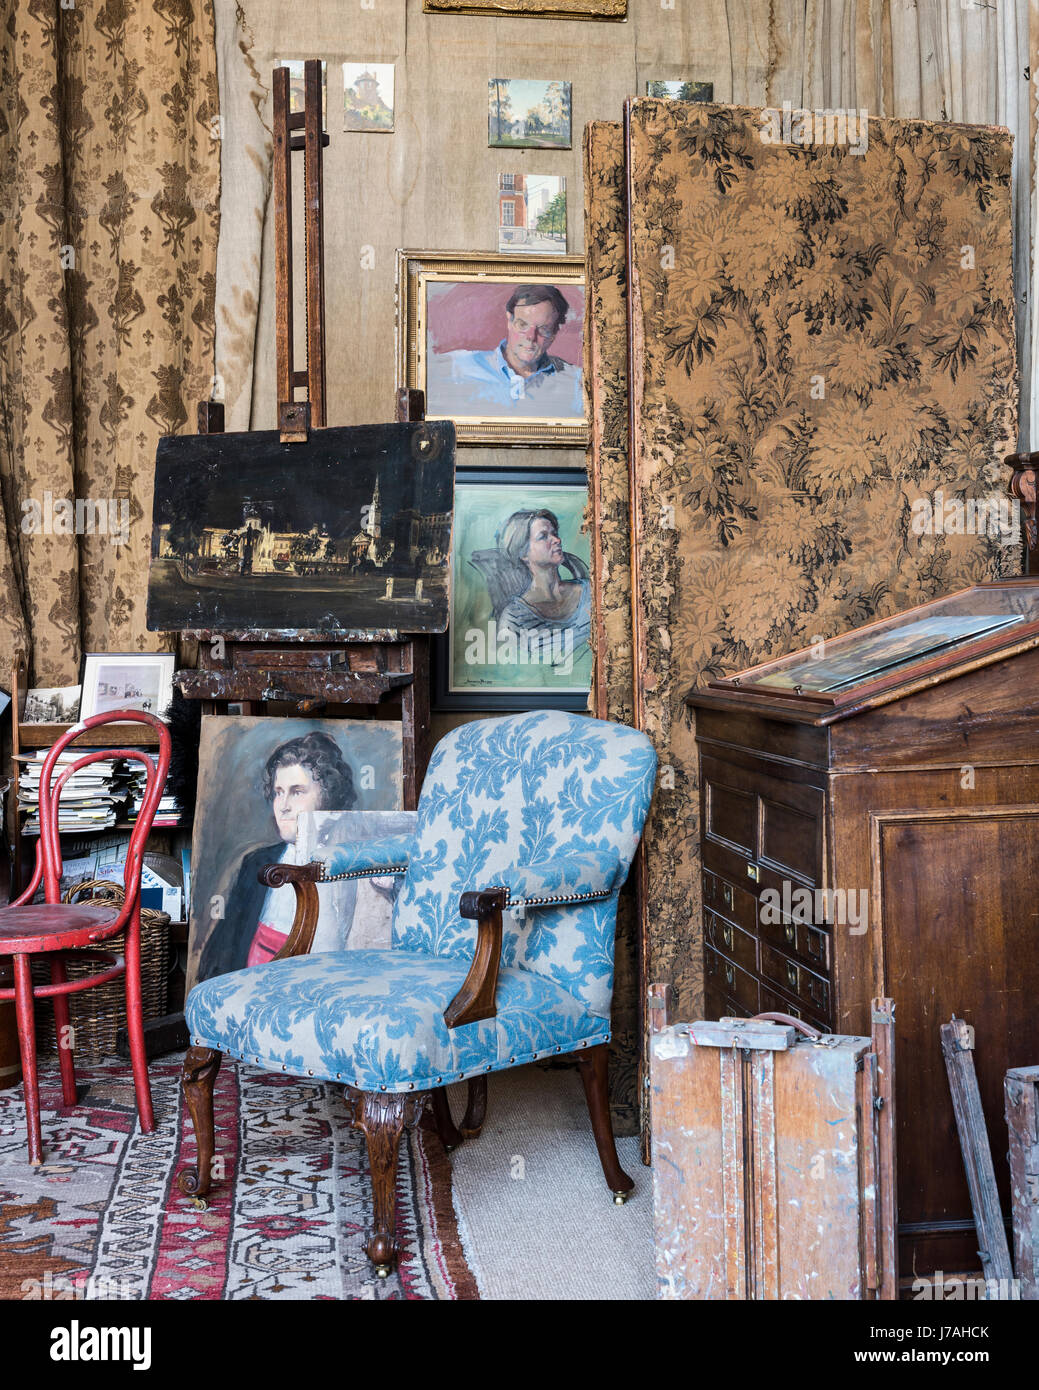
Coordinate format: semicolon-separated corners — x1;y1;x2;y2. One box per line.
187;717;403;991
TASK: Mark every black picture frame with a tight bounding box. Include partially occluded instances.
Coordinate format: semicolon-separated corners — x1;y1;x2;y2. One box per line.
433;465;591;712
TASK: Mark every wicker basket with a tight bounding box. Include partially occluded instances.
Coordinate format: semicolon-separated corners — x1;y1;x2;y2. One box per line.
32;880;170;1059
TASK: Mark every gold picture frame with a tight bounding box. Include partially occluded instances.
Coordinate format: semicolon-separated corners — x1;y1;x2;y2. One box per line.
396;249;588;448
424;0;625;19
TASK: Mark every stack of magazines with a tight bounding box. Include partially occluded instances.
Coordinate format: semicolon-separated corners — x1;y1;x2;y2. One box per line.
16;750;140;835
124;770;180;828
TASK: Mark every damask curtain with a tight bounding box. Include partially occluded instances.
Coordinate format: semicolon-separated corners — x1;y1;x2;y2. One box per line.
0;0;220;688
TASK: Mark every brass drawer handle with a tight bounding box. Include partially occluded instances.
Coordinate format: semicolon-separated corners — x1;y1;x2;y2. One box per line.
786;962;798;992
725;964;735;988
746;864;759;883
784;922;796;946
722;883;733;908
722;922;733;950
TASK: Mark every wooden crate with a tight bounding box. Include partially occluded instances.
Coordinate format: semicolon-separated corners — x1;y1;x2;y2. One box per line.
651;1006;895;1300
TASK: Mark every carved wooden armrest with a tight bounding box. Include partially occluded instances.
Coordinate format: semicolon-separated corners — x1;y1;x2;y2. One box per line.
443;887;509;1029
258;861;324;960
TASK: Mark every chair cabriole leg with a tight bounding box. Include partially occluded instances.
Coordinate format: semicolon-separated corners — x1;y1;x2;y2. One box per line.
13;954;43;1165
351;1090;418;1276
177;1045;222;1204
576;1043;634;1201
49;954;78;1107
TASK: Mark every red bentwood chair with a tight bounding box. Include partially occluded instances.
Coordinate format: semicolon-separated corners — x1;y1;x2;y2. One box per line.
0;710;171;1163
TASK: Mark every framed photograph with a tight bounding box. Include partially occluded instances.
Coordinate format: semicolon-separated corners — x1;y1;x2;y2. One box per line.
426;0;625;19
23;686;81;724
488;79;571;149
79;653;175;722
434;467;592;711
498;174;566;255
186;716;404;991
343;62;394;132
146;421;454;634
396;249;587;446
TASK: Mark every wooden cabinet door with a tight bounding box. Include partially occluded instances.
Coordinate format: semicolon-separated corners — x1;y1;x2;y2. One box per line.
872;805;1039;1276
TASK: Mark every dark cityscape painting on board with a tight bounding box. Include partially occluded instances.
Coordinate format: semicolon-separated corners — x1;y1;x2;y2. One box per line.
147;421;455;634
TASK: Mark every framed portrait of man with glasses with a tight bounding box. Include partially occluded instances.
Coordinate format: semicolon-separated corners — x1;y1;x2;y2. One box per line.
396;250;587;445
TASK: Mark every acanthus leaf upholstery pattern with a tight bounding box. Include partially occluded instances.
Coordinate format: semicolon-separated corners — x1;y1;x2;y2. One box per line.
493;852;622;907
0;0;220;684
387;711;655;1018
321;834;416;881
185;710;657;1086
624;101;1018;1068
185;950;610;1093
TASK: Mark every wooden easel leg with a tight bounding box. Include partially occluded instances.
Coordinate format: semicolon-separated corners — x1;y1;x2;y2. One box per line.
400;637;431;810
577;1044;635;1202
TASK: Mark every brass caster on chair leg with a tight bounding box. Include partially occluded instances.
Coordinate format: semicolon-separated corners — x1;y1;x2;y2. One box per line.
612;1190;631;1205
375;1265;391;1279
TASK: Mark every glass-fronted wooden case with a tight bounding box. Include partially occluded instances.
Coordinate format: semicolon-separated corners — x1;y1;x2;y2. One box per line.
708;579;1039;709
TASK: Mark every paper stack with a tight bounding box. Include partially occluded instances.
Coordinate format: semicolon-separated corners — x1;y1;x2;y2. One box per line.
16;751;135;834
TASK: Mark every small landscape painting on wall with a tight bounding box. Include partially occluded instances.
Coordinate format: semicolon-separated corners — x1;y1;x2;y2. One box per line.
498;174;566;255
488;79;571;149
343;63;394;132
646;80;713;100
187;717;404;991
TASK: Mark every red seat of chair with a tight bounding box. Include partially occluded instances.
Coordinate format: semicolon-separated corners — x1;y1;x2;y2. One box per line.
0;902;122;953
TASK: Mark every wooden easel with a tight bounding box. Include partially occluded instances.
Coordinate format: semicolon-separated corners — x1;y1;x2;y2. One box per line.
177;60;432;806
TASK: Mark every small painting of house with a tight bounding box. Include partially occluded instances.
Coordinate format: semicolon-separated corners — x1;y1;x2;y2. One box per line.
343;63;395;133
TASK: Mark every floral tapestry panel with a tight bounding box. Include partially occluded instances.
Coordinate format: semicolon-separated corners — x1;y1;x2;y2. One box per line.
626;101;1019;1029
584;120;638;1132
0;1;220;685
584;121;633;728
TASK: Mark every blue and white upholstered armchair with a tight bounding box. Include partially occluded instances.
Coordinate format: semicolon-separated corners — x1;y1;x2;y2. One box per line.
178;710;657;1274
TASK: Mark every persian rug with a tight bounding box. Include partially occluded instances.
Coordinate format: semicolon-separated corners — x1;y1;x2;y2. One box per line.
624;100;1018;1064
0;1058;479;1301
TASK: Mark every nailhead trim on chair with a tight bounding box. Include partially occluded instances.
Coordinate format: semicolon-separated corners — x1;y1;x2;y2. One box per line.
317;864;409;882
315;862;612;904
501;887;612;909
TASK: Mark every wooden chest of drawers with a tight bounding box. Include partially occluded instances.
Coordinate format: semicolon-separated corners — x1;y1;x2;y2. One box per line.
686;583;1039;1284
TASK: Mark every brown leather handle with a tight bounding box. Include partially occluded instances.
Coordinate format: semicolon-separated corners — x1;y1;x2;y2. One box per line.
752;1010;822;1040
